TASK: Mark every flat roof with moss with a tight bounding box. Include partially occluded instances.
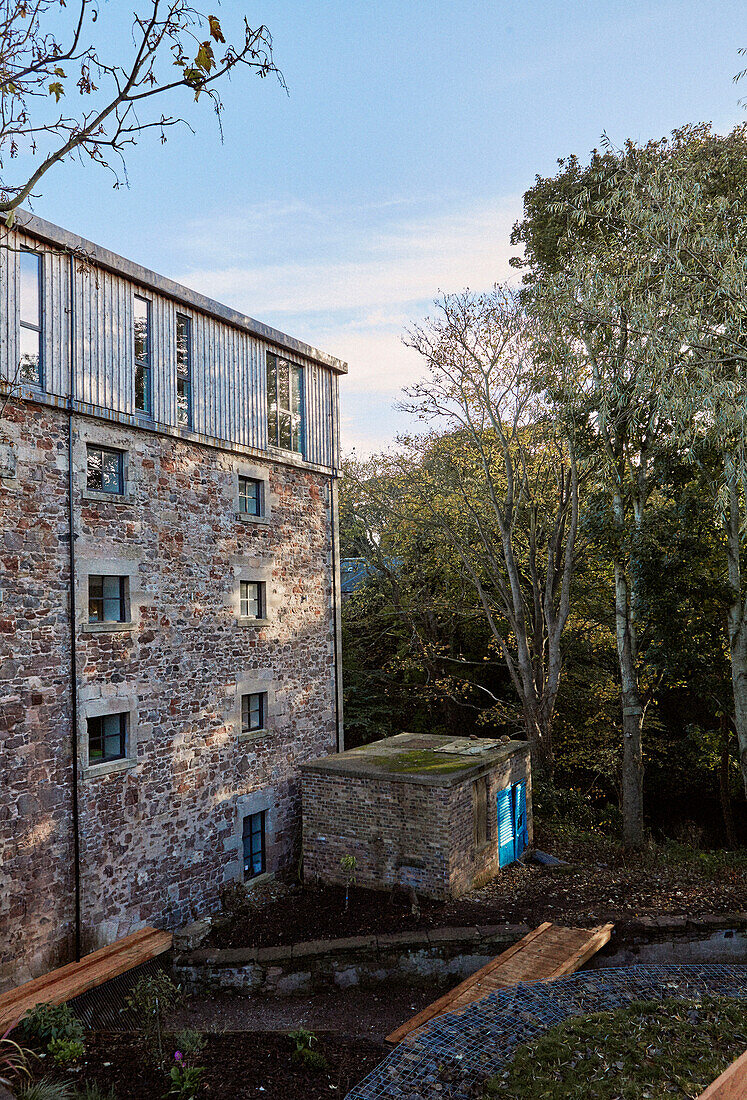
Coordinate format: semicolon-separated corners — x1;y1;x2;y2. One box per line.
300;732;529;787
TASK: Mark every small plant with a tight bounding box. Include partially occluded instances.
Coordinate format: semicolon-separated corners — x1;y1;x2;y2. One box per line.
0;1021;34;1089
171;1030;206;1059
339;854;357;911
47;1036;85;1066
288;1028;329;1073
22;1003;85;1047
124;971;183;1069
167;1051;204;1098
76;1085;117;1100
18;1079;76;1100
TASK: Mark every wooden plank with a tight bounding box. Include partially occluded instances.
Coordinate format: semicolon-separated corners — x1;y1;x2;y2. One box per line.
385;923;552;1046
385;922;613;1046
0;928;172;1033
697;1048;747;1100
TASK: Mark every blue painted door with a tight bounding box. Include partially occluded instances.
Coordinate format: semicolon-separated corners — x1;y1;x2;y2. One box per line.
497;786;515;867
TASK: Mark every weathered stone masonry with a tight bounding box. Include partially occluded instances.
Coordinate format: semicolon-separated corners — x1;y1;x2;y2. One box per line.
0;396;338;988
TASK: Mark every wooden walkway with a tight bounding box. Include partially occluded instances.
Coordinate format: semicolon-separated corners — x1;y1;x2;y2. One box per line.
386;921;614;1046
0;927;172;1033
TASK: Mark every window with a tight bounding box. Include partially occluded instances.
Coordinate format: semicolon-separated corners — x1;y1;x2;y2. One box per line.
88;575;128;623
176;313;192;427
87;445;125;494
19;251;42;387
238;476;263;517
266;352;303;453
241;692;266;734
240;581;265;619
473;777;488;849
243;811;266;879
88;713;128;764
134;295;151;415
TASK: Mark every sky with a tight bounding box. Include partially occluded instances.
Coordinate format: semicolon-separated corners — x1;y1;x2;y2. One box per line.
21;0;747;454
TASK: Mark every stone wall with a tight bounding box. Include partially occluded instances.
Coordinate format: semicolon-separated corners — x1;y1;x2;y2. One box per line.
0;396;338;989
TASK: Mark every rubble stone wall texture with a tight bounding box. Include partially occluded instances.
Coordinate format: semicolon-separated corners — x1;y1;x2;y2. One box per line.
0;397;337;989
302;751;531;901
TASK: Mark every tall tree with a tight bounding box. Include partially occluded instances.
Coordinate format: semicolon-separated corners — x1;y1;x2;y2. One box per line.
391;287;581;769
0;0;283;222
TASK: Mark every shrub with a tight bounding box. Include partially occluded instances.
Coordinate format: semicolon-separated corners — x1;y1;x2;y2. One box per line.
0;1022;34;1090
171;1030;206;1059
47;1037;85;1066
22;1003;84;1047
124;972;183;1069
18;1079;76;1100
287;1028;329;1073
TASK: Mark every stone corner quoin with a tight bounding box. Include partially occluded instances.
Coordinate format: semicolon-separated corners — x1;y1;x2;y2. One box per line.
0;213;345;991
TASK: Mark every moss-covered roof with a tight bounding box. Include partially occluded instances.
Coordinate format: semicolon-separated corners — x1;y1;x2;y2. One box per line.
300;732;529;787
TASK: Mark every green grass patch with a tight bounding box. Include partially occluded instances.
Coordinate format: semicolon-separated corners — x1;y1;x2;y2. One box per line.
482;995;747;1099
363;749;469;774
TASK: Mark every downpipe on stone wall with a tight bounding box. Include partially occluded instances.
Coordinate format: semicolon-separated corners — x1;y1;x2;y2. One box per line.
329;477;343;754
68;250;82;961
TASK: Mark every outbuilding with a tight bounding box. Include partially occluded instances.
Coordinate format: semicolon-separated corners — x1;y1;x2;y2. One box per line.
300;732;532;899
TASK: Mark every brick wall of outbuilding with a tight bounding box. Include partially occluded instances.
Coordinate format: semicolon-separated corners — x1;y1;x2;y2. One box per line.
0;397;338;989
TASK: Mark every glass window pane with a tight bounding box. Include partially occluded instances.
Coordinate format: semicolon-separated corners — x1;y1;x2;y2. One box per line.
19;326;40;385
101;449;123;493
177;377;190;425
19;252;40;326
134;297;149;363
88;575;103;622
290;366;302;416
135;364;149;413
278;362;290;413
278;411;292;451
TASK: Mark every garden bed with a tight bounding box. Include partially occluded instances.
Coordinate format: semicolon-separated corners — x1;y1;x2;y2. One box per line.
26;1029;383;1100
208;825;747;949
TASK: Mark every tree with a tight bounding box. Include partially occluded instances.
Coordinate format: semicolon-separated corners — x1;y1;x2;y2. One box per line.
0;0;283;222
514;123;747;840
390;287;581;769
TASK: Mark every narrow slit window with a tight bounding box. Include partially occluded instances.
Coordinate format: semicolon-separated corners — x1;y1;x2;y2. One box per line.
241;692;266;734
87;445;125;494
134;295;151;415
240;581;265;619
19;251;42;387
88;575;128;623
176;313;192;427
266;352;303;454
243;811;266;879
238;476;263;517
88;713;128;764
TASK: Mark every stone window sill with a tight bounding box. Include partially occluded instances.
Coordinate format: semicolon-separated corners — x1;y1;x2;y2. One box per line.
83;757;137;780
237;617;270;627
81;621;135;634
235;512;271;525
82;490;131;504
245;871;275;889
238;727;272;742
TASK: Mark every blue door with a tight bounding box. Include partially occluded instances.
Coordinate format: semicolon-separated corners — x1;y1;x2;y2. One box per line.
497;786;515;867
497;782;528;867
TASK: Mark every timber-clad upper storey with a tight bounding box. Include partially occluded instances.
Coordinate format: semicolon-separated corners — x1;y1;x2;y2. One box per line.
0;213;345;471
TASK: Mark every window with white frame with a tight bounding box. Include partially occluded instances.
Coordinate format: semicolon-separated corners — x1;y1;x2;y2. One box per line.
240;580;265;620
176;312;192;427
266;352;303;453
134;295;151;415
19;250;43;387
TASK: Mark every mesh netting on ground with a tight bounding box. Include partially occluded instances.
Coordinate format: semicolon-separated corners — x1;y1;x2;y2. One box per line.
347;965;747;1100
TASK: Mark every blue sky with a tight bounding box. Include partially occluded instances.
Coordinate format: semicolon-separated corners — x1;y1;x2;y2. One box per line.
25;0;747;452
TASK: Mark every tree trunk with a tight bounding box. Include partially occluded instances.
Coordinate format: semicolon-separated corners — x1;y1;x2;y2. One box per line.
730;641;747;802
724;457;747;801
614;559;644;848
719;717;738;849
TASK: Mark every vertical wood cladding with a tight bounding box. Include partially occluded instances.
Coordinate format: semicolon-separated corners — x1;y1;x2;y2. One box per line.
0;227;339;470
0;398;337;989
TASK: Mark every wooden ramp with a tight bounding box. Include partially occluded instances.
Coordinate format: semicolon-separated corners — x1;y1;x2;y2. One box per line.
386;921;614;1046
0;927;172;1033
698;1048;747;1099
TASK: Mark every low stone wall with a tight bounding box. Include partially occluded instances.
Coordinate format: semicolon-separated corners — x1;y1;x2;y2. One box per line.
173;924;526;997
173;914;747;999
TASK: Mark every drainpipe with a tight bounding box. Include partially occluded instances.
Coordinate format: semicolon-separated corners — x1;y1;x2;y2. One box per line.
67;250;82;961
330;475;344;755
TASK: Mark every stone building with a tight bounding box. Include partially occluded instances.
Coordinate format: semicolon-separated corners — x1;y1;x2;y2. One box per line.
301;733;532;899
0;212;346;990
